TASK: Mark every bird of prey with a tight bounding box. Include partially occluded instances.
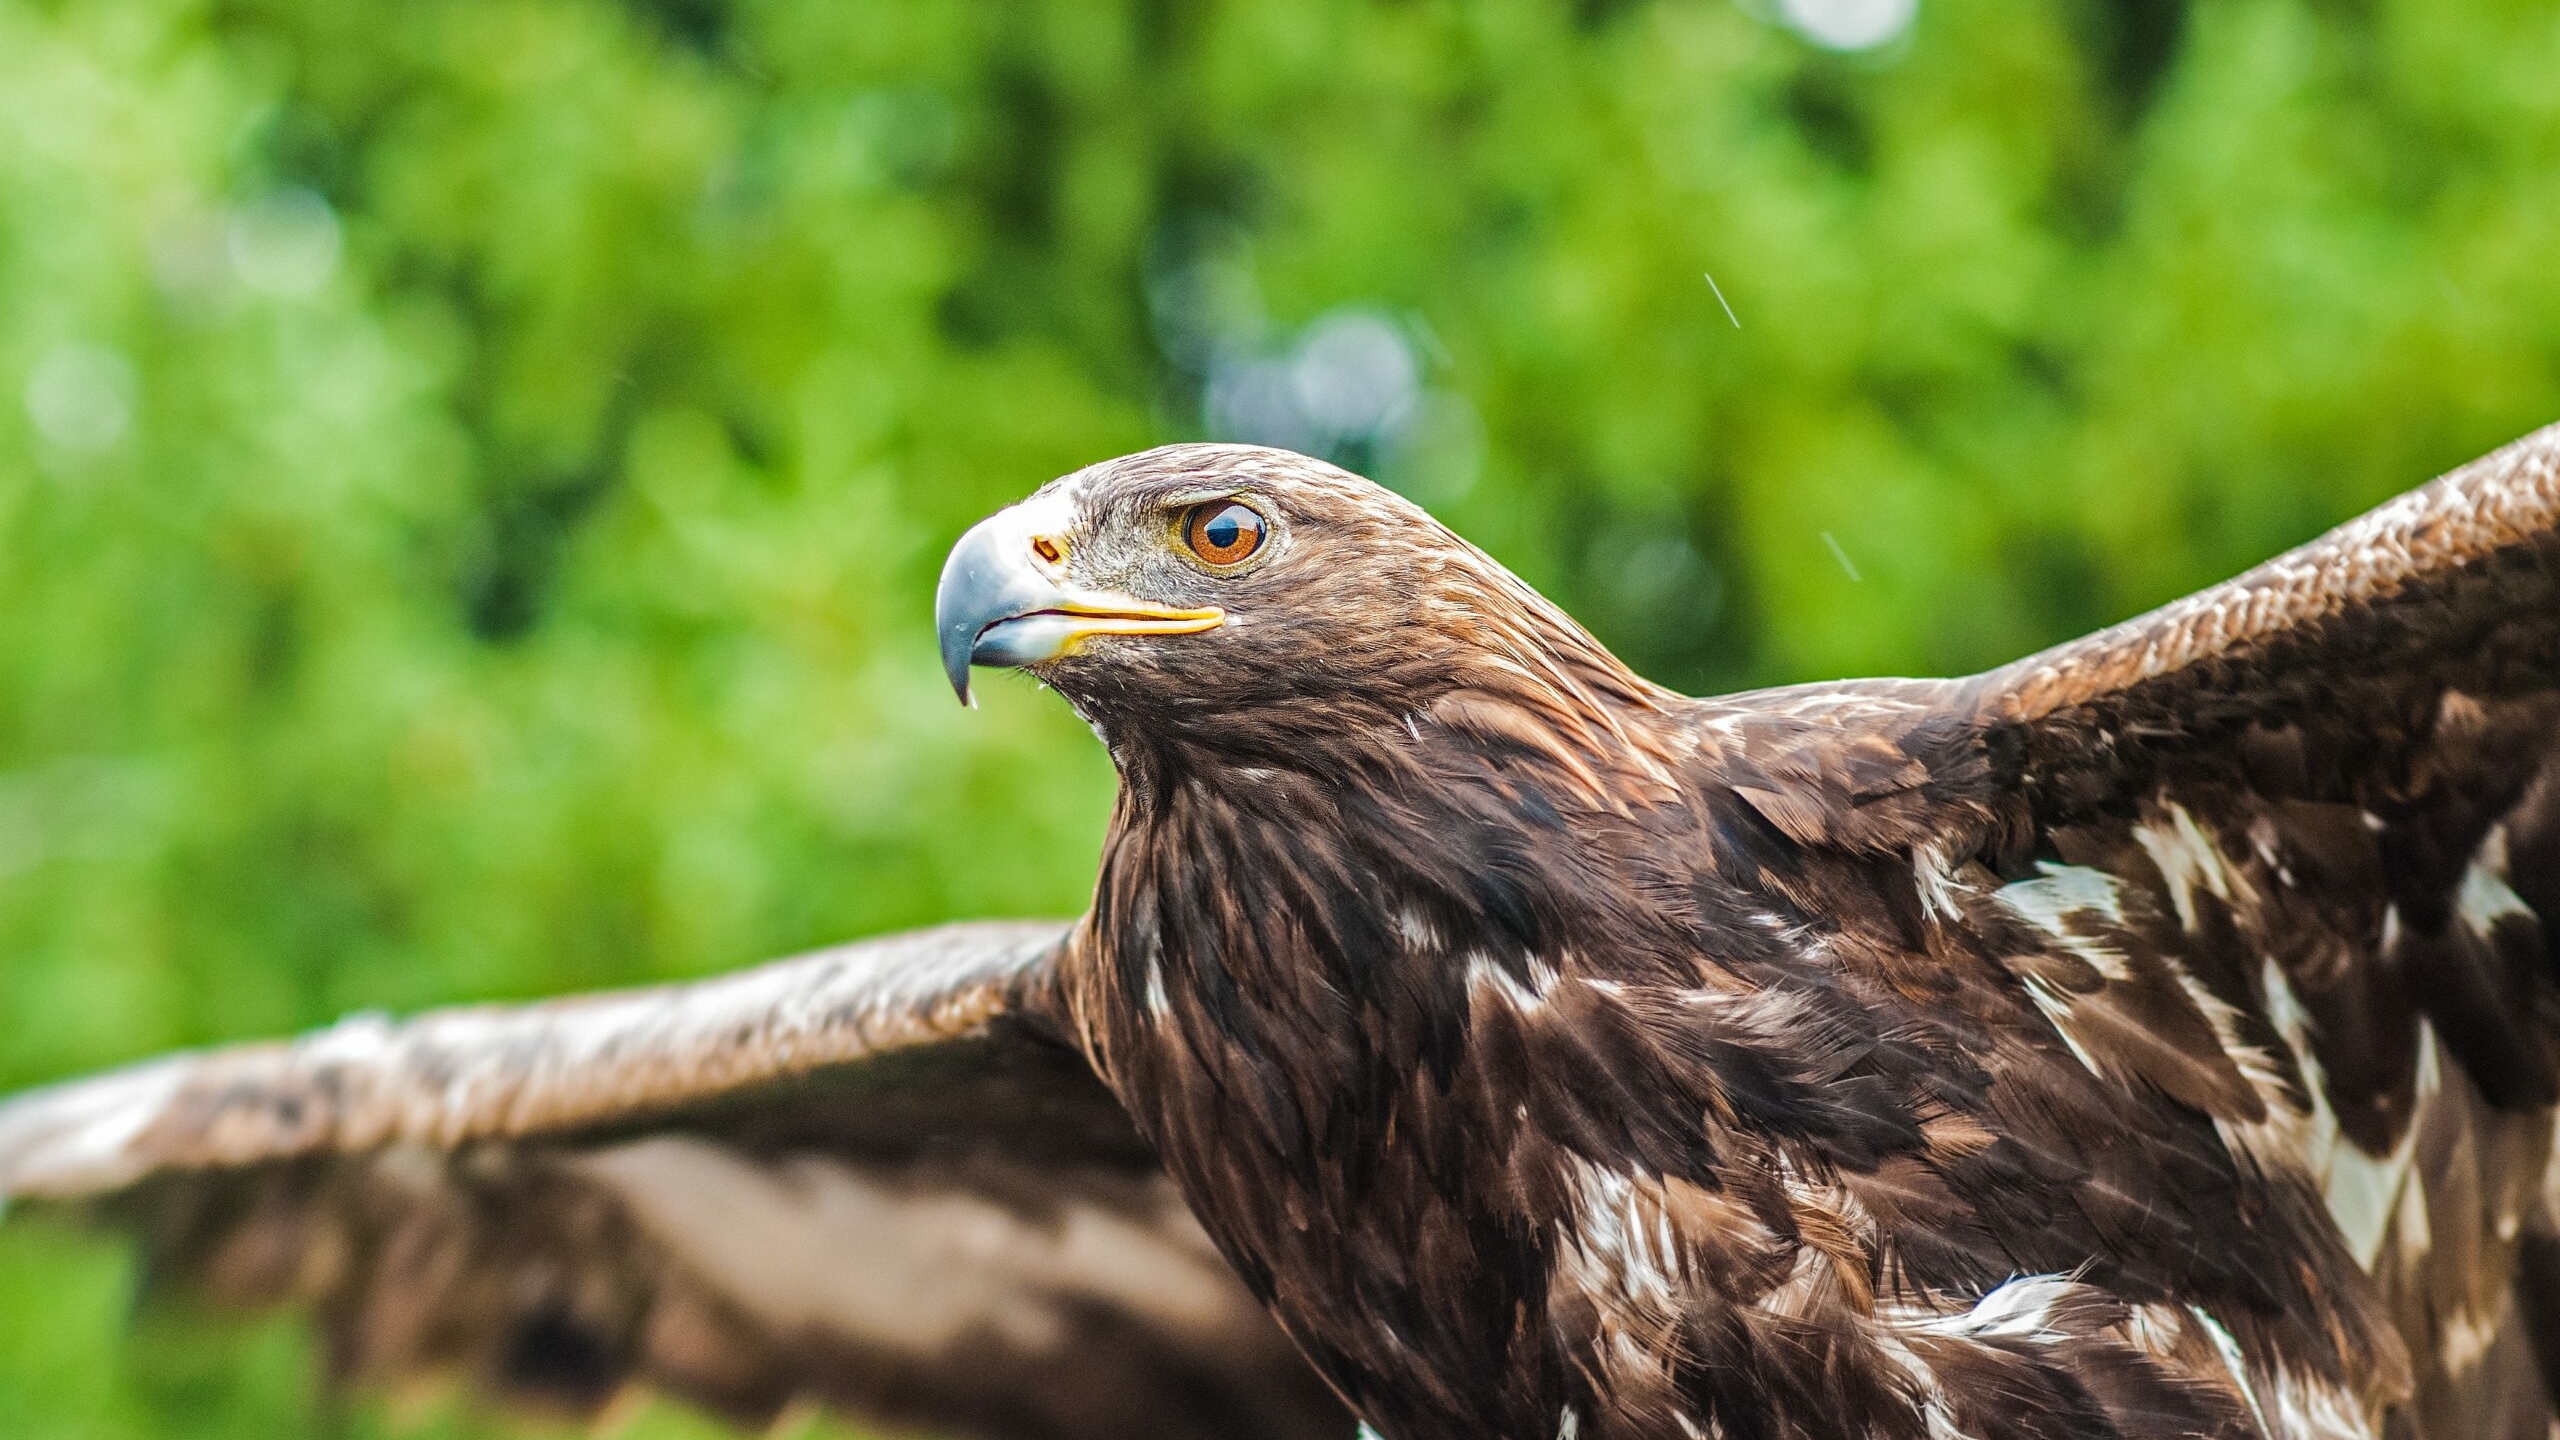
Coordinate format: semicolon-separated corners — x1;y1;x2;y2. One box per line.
2;426;2557;1440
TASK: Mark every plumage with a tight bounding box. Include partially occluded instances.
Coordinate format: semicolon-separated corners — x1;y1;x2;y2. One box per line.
4;424;2558;1440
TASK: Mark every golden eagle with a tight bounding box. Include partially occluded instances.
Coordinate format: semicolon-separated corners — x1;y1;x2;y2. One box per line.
3;426;2558;1440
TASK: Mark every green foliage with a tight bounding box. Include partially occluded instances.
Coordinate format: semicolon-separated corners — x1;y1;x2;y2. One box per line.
1;0;2556;1433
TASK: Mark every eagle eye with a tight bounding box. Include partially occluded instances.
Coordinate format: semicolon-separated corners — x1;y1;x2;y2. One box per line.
1182;501;1267;567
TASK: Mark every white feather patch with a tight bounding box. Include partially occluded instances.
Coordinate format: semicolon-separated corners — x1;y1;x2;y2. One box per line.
2457;850;2533;934
2132;801;2235;933
1996;861;2130;934
1467;953;1560;1015
1912;838;1967;922
1395;908;1438;952
1906;1275;2079;1344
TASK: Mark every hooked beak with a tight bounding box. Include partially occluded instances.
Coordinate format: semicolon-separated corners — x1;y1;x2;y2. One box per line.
934;502;1223;705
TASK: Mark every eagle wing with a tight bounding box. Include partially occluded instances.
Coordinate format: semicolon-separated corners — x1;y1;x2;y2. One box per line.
1940;423;2560;1434
0;920;1345;1440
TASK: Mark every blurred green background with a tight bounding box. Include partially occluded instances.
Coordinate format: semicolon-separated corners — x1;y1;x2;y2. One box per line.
2;0;2556;1433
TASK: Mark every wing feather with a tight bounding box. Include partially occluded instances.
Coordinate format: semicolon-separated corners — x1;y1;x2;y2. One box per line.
0;921;1062;1197
0;920;1347;1440
1947;424;2560;1437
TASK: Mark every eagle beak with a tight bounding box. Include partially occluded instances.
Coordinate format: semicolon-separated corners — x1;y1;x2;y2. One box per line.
935;503;1224;706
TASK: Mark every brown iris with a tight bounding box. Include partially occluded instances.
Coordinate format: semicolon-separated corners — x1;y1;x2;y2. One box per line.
1183;501;1266;566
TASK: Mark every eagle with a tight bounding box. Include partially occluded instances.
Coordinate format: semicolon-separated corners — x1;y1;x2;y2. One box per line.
2;425;2557;1440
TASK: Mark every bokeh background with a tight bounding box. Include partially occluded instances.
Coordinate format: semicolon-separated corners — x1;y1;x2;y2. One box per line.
3;0;2557;1433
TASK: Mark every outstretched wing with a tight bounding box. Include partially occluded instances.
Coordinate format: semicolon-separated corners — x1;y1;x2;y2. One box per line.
1950;423;2560;1435
0;920;1346;1440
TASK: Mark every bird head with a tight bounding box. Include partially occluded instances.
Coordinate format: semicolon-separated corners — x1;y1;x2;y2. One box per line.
937;444;1648;754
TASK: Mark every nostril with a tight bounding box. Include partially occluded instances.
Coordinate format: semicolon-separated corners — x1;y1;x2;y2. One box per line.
1031;535;1065;566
